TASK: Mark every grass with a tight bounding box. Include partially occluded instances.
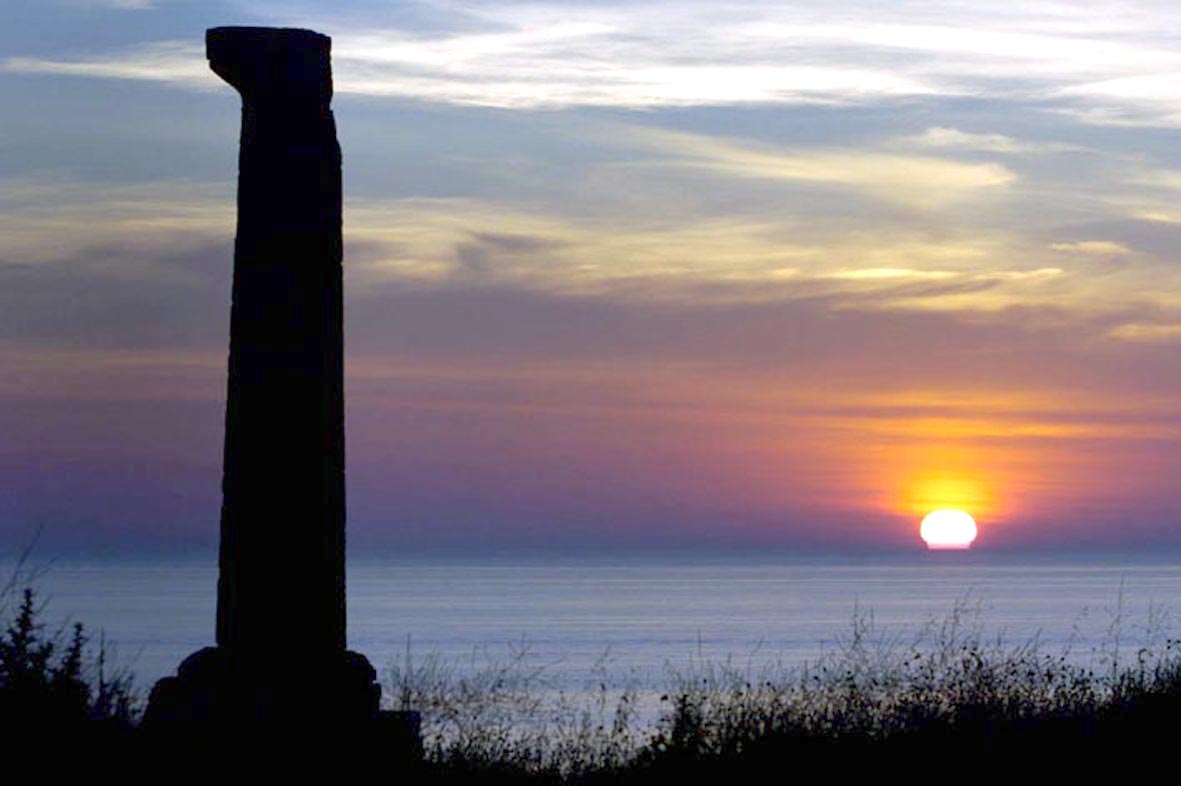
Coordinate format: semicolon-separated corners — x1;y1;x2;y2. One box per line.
386;595;1181;782
386;639;646;780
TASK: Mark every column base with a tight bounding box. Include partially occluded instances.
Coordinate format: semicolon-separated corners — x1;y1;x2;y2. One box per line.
142;646;418;748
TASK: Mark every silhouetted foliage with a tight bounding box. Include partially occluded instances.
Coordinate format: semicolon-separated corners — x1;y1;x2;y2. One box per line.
386;599;1181;783
0;584;138;737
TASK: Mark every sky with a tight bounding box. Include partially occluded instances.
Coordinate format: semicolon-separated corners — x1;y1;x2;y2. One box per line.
2;0;1180;554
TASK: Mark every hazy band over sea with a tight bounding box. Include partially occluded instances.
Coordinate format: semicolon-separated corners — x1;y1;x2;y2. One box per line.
7;551;1181;695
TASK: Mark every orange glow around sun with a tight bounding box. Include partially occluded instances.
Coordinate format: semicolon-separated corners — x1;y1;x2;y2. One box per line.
903;474;991;517
901;472;994;549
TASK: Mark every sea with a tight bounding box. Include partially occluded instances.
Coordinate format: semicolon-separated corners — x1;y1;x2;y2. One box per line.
6;550;1181;705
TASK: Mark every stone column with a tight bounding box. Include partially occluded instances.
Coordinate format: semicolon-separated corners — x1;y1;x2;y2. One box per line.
209;25;346;664
144;26;384;731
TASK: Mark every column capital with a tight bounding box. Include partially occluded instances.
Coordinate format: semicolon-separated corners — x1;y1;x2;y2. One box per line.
206;26;332;109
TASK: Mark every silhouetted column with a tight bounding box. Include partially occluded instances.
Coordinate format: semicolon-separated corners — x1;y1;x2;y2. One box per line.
209;25;345;664
143;27;392;733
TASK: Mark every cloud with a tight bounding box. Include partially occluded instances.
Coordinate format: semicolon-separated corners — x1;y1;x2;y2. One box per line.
1059;74;1181;127
6;2;1181;122
1129;169;1181;192
4;42;212;90
0;178;233;264
1050;240;1132;256
825;268;958;281
346;195;1079;311
623;128;1014;208
897;127;1082;155
1109;323;1181;342
0;177;1134;322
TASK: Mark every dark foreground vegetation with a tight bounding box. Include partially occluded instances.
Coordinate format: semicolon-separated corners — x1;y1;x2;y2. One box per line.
0;568;138;748
390;600;1181;782
3;573;1178;779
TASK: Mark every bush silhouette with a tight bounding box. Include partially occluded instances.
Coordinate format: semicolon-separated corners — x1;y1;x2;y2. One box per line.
0;586;137;735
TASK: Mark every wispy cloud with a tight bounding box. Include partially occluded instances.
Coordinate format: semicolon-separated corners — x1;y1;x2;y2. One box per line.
624;128;1014;208
6;2;1181;122
1058;73;1181;126
1109;323;1181;342
825;268;958;281
4;42;211;89
0;177;1091;315
0;177;233;263
896;127;1083;155
1049;240;1132;256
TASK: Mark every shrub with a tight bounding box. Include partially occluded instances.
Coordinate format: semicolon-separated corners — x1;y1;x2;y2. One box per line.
0;585;138;734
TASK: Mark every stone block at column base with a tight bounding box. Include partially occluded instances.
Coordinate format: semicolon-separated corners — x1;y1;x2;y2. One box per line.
142;646;415;750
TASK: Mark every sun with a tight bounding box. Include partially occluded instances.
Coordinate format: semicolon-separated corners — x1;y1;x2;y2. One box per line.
920;509;978;550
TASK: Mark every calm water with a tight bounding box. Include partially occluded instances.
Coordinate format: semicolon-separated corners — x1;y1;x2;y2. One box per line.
6;552;1181;694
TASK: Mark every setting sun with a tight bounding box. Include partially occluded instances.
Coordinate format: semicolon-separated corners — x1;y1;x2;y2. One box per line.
920;509;978;550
